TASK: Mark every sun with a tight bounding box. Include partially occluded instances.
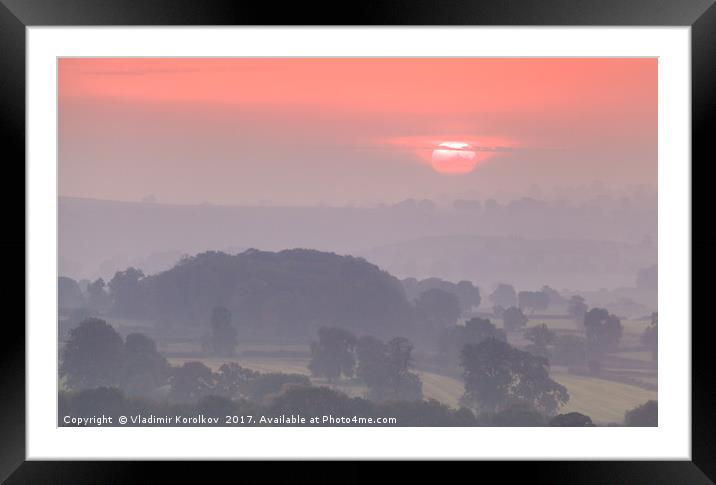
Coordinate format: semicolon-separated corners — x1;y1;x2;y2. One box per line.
431;141;480;175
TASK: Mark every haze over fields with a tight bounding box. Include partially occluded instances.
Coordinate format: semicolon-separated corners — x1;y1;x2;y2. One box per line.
57;58;658;428
59;188;656;292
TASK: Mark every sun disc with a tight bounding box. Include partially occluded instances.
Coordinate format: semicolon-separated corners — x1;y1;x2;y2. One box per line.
431;141;480;174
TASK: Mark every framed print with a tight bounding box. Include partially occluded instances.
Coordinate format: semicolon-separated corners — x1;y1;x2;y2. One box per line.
2;0;713;480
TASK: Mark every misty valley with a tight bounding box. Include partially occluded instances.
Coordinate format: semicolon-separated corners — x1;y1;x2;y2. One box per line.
55;57;659;430
58;242;658;427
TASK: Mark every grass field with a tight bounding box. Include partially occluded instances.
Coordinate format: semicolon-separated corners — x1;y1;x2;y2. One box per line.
168;355;466;406
167;354;655;424
552;371;657;423
521;317;650;336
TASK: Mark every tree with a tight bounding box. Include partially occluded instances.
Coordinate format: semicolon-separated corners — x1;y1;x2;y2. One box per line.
355;336;387;398
268;385;360;419
455;280;481;313
215;363;258;399
60;307;95;341
438;317;506;364
58;276;84;309
518;291;550;314
541;285;566;306
67;387;130;422
209;305;238;356
122;333;170;396
523;324;556;359
641;312;658;361
461;338;568;415
355;335;387;385
308;326;357;382
482;403;547;427
465;317;506;342
403;278;481;315
141;249;414;339
108;267;146;316
549;412;595;427
584;308;623;356
624;400;657;426
380;399;477;427
386;337;412;374
245;373;311;403
60;318;125;390
384;337;422;401
567;295;588;321
169;361;216;402
502;306;528;332
414;288;461;328
86;278;110;311
490;284;517;309
196;395;239;419
356;335;423;402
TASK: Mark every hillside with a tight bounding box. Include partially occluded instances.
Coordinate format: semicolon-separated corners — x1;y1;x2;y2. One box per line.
59;196;656;291
140;249;412;338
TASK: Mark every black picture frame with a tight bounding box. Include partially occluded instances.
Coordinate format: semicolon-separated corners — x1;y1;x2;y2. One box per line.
1;0;712;481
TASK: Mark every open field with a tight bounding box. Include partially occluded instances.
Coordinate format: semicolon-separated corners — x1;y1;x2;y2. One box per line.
167;355;466;406
167;353;655;424
552;371;657;423
520;317;651;336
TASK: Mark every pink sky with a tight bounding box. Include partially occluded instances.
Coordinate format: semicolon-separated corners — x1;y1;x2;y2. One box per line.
59;58;657;205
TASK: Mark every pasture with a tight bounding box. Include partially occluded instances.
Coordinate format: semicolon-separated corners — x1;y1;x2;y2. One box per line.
167;351;655;424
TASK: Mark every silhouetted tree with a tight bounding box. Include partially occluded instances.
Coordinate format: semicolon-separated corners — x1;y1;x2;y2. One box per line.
641;312;658;361
379;399;477;427
438;317;506;365
503;306;528;332
122;333;170;396
567;295;588;322
169;361;215;402
455;280;481;312
142;249;413;339
481;403;547;427
60;318;124;389
109;267;146;316
624;400;657;426
464;317;506;343
60;307;95;341
245;373;311;403
461;338;568;415
541;285;566;306
196;395;239;419
86;278;110;311
58;276;84;309
308;327;357;382
550;412;595;427
414;288;461;328
355;335;386;384
67;387;131;422
209;305;238;356
402;278;480;314
268;385;361;419
386;337;413;374
518;291;550;314
523;324;556;359
490;284;517;309
215;363;258;399
584;308;623;357
356;335;423;402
